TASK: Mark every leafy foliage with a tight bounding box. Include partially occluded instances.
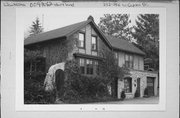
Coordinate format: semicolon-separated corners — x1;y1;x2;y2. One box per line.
24;75;54;104
99;50;129;83
24;49;42;63
132;14;159;70
61;51;129;103
98;14;132;41
29;17;44;37
61;60;110;103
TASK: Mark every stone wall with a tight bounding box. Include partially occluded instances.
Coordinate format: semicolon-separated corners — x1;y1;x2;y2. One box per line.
117;70;158;99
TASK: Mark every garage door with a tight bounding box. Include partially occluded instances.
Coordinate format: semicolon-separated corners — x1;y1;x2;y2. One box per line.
147;77;155;96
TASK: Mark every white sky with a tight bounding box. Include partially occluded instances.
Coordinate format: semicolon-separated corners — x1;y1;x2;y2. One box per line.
22;8;138;37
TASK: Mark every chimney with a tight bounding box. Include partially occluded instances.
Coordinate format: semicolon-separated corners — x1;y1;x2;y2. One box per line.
87;15;94;21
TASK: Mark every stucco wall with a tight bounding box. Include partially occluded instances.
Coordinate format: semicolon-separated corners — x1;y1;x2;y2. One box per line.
117;70;158;99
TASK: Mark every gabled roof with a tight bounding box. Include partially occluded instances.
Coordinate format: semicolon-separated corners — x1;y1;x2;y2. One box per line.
106;35;145;56
24;20;90;45
24;17;145;56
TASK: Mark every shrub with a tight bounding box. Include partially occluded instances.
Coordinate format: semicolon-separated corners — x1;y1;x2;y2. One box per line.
25;71;46;82
24;75;54;104
61;60;110;103
121;91;126;100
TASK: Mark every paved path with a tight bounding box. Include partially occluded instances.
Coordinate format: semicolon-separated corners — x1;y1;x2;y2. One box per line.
92;96;159;104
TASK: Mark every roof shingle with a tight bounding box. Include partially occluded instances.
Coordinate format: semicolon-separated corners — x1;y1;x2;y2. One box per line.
24;20;89;45
105;35;145;55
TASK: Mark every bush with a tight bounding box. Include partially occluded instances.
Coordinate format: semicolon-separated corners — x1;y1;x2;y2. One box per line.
24;75;54;104
25;71;46;82
62;75;110;103
61;60;110;103
121;91;126;100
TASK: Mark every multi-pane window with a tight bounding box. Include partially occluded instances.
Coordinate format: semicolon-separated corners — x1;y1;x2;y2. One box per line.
86;59;93;75
78;33;85;48
125;54;133;68
91;36;97;51
94;61;99;75
79;58;99;75
124;77;132;93
79;58;85;74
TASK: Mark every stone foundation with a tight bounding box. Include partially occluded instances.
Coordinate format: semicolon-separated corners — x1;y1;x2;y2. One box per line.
117;70;158;99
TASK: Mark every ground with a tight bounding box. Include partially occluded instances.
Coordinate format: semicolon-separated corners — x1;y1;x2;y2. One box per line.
92;96;159;104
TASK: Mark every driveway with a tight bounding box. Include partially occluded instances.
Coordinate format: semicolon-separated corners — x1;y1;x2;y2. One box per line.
92;96;159;104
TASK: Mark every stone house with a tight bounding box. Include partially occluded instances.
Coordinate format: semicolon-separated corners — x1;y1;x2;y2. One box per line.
24;16;158;99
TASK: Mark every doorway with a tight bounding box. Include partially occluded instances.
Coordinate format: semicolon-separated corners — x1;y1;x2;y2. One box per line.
136;78;141;97
147;77;155;96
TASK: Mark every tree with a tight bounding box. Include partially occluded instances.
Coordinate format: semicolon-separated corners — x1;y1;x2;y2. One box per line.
98;14;132;41
99;50;129;97
24;17;44;77
29;17;43;36
132;14;159;70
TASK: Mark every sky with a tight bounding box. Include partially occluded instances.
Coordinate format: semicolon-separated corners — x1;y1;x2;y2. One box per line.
22;8;138;37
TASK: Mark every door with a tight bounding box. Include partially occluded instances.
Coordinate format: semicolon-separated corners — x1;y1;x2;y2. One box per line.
111;77;118;98
55;69;65;97
136;78;141;97
147;77;155;96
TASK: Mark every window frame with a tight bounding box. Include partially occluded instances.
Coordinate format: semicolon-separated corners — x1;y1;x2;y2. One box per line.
79;58;85;74
124;77;132;93
91;35;97;51
78;58;99;75
114;52;118;65
124;54;134;69
78;32;85;49
86;59;93;75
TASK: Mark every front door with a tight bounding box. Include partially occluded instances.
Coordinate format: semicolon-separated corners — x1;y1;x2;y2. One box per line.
136;78;141;97
147;77;155;96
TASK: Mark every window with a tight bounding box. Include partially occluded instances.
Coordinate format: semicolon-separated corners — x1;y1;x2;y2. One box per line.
115;52;118;59
79;58;99;75
94;61;99;75
86;59;93;75
124;77;132;93
91;35;97;51
79;58;85;74
78;33;85;48
114;52;118;64
125;54;133;68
